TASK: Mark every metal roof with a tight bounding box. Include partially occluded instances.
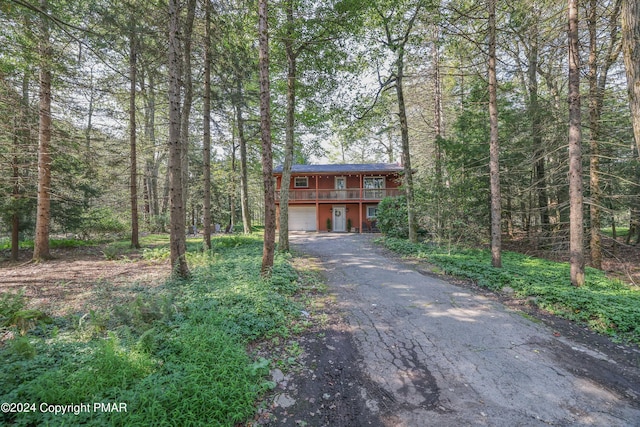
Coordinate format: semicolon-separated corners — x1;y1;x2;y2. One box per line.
273;163;403;174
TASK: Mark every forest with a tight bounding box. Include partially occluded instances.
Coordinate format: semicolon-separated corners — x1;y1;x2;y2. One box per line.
1;0;640;279
2;1;640;425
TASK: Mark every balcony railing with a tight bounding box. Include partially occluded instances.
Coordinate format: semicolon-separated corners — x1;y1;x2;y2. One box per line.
276;188;400;202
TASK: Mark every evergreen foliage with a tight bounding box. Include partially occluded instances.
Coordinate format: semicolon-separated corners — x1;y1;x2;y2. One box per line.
377;196;409;239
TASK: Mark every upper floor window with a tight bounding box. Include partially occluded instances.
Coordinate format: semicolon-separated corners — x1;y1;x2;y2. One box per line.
335;176;346;190
364;177;385;189
294;176;308;188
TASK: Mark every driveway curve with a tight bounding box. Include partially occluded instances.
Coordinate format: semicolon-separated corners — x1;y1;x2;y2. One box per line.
288;233;640;426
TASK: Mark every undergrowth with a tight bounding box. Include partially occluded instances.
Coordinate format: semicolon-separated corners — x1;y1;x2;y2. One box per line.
0;234;302;426
379;237;640;345
0;238;100;252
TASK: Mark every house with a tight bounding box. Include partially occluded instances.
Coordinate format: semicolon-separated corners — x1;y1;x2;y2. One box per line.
273;163;403;232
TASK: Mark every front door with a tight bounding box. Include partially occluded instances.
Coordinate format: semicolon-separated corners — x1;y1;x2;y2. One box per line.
333;206;346;232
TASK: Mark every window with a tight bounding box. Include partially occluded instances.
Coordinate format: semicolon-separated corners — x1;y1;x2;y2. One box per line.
364;176;385;199
367;206;378;218
294;176;308;188
364;177;385;189
335;176;346;190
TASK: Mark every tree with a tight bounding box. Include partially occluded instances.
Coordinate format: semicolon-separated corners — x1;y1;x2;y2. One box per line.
568;0;584;287
168;0;189;277
215;3;256;235
0;73;34;261
523;4;550;237
371;0;425;243
276;0;364;251
234;79;252;234
621;0;640;244
129;14;140;249
488;0;501;268
277;0;297;252
202;0;213;250
259;0;276;276
432;15;445;233
587;0;622;269
33;0;53;261
622;0;640;156
180;0;196;226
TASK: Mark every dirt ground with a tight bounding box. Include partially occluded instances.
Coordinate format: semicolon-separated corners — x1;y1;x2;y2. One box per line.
0;247;169;319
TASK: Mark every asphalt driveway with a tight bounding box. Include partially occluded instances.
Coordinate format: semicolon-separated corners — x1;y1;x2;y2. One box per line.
288;232;640;426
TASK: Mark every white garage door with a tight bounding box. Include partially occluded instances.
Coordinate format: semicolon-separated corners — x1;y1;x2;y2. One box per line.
288;206;317;231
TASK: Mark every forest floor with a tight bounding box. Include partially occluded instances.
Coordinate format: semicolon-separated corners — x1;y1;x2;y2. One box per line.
1;236;639;426
0;246;170;319
502;235;640;286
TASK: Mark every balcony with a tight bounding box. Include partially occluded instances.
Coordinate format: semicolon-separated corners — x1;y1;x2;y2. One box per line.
276;188;401;202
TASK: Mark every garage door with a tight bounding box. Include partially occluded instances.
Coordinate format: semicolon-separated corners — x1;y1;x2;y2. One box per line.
288;206;317;231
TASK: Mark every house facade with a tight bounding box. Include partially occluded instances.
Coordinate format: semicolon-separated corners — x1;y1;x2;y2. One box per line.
273;163;403;232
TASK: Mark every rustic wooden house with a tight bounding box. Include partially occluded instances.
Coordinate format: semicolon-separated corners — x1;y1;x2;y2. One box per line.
273;163;403;232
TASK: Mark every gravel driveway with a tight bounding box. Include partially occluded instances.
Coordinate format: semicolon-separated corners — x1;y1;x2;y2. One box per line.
280;233;640;426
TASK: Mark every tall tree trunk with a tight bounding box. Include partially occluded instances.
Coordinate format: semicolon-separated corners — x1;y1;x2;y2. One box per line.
84;67;95;207
379;5;421;243
161;168;170;219
588;0;622;269
229;142;237;231
180;0;196;214
12;74;30;261
588;0;602;269
129;25;140;249
203;0;212;250
395;51;417;243
258;0;276;276
488;0;501;268
622;0;640;156
433;25;444;233
33;0;52;262
11;118;20;261
527;16;549;238
168;0;189;277
143;74;160;225
568;0;585;287
278;0;296;252
235;83;252;234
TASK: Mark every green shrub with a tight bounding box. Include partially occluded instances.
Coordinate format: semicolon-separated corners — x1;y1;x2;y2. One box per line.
142;246;170;261
79;207;128;238
377;196;408;238
102;244;121;260
0;291;26;326
9;310;51;335
7;336;36;360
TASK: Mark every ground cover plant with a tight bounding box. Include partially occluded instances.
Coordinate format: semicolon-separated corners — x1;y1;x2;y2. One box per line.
0;237;101;252
379;237;640;345
0;234;302;426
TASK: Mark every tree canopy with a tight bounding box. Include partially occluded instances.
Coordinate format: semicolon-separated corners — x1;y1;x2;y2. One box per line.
1;0;638;281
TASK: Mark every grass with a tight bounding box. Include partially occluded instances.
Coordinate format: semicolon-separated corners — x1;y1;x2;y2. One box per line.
601;227;629;238
378;237;640;345
0;237;102;251
0;234;175;256
0;233;303;426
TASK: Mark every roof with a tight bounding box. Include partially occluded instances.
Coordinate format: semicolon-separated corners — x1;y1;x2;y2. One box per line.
273;163;403;175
